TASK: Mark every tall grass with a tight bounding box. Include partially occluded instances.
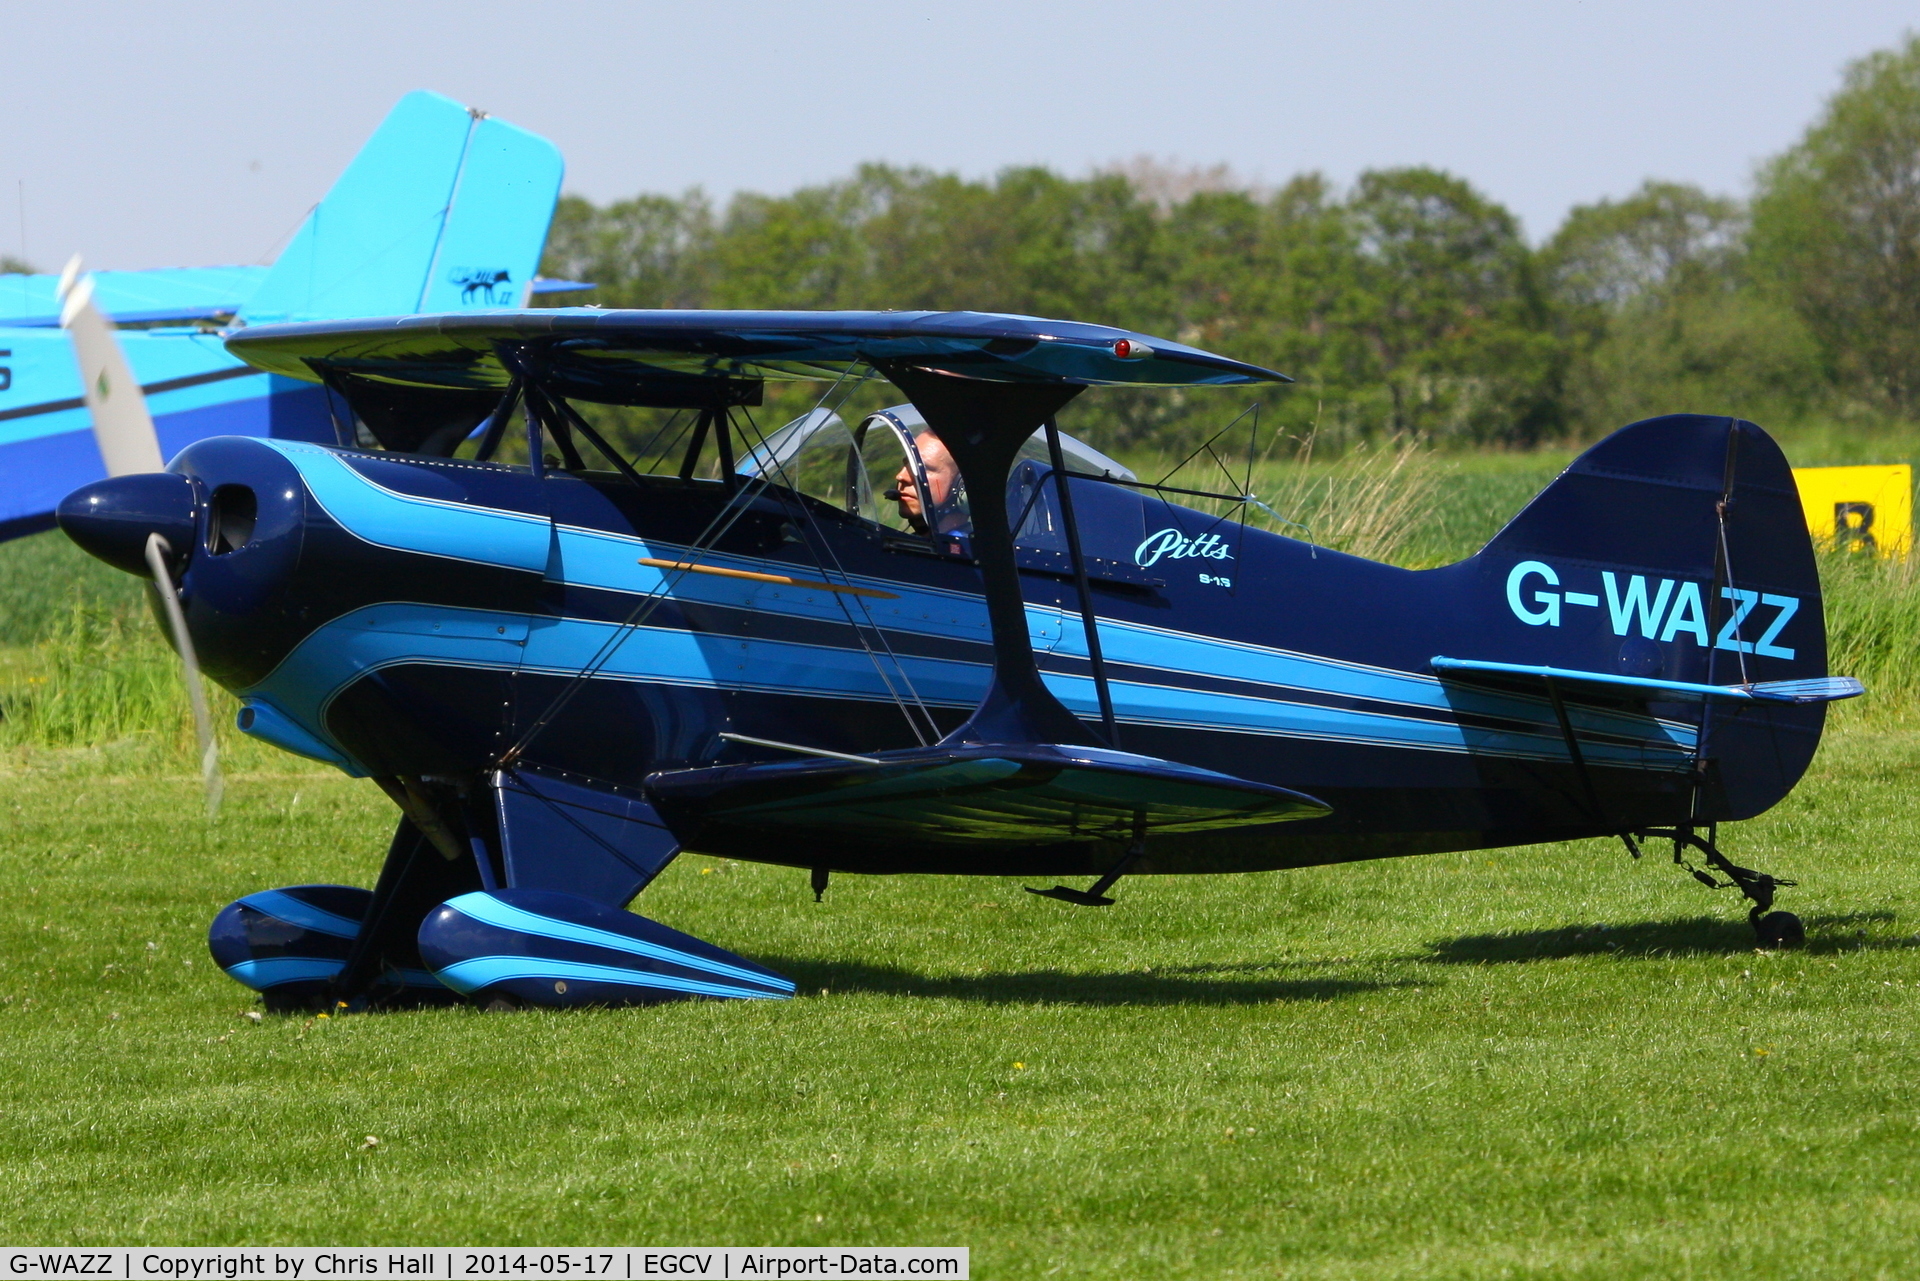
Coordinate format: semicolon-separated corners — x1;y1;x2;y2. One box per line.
1821;548;1920;715
1130;431;1451;566
0;601;250;766
1246;434;1444;564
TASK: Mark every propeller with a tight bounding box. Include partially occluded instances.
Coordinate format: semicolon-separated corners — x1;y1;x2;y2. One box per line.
144;533;224;818
58;258;222;817
58;256;164;476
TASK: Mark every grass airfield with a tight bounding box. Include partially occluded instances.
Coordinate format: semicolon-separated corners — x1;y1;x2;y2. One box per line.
3;726;1918;1275
1;446;1916;1276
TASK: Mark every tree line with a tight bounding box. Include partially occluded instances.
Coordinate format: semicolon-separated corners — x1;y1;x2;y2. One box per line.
540;35;1920;451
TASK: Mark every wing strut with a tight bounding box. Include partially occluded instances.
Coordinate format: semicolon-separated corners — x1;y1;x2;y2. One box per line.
877;363;1092;745
1539;674;1618;838
1043;418;1119;748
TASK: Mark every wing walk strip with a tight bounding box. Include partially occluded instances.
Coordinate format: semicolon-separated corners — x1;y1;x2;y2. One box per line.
636;557;898;599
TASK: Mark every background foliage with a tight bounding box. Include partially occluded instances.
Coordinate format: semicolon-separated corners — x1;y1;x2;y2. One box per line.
542;35;1920;455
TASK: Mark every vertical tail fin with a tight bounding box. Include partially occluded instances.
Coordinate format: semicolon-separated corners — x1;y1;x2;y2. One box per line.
1468;413;1830;819
239;91;563;325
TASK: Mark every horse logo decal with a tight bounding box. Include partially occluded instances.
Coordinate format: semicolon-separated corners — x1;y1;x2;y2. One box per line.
451;268;513;305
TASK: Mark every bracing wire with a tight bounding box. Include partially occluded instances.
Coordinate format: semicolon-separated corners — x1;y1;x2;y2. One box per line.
496;363;883;766
730;396;943;746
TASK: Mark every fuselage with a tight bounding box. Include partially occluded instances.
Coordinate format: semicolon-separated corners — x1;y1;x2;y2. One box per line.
106;432;1762;879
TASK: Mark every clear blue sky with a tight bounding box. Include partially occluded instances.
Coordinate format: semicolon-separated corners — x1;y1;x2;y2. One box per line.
3;0;1912;272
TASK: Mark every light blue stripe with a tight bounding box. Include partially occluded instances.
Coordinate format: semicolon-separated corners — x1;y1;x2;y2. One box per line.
1038;670;1691;768
443;892;794;993
223;957;343;989
246;601;1690;775
543;529;1687;754
432;955;790;1000
242;602;532;765
238;889;362;939
265;440;551;571
549;524;1047;649
1074;616;1692;749
518;612;983;707
242;435;1690;762
242;600;987;768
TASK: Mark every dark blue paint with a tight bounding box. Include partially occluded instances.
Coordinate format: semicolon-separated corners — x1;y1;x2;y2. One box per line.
57;472;201;575
493;767;681;908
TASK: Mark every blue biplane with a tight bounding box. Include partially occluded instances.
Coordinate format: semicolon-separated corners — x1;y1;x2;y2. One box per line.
0;91;570;540
56;307;1862;1009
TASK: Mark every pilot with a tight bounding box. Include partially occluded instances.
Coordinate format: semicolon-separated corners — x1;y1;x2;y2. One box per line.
892;431;970;535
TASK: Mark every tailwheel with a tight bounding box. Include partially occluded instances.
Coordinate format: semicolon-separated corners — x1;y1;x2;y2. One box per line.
1640;827;1804;949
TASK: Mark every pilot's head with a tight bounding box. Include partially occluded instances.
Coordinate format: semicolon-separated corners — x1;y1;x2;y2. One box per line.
894;432;963;533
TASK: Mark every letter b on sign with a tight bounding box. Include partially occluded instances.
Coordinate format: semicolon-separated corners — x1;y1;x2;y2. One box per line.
1793;464;1911;558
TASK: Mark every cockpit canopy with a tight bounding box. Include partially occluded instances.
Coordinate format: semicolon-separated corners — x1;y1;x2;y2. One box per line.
736;403;1135;540
733;403;1151;576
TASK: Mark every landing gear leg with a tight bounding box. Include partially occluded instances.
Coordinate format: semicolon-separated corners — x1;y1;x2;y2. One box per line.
1643;826;1803;948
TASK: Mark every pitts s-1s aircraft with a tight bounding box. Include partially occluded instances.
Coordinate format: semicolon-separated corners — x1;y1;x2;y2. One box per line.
55;308;1862;1009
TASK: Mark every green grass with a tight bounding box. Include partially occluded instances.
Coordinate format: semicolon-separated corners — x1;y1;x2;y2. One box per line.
0;447;1916;1272
0;727;1917;1273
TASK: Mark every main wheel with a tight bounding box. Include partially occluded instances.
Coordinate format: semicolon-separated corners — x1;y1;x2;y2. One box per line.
1755;910;1805;949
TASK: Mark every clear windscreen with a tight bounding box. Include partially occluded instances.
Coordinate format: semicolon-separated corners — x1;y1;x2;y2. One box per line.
738;403;1134;547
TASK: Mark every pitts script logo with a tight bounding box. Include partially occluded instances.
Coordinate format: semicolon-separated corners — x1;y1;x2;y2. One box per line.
1135;528;1233;568
450;267;513;305
1506;560;1798;659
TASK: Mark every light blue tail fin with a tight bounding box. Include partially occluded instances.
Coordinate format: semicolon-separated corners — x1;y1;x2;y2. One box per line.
239;91;563;324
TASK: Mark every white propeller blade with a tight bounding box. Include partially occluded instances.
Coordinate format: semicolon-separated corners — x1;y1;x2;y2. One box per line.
144;533;223;819
59;258;214;812
58;255;164;476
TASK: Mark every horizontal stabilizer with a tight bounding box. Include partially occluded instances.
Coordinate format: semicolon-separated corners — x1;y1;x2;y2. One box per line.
1431;656;1865;705
645;742;1330;852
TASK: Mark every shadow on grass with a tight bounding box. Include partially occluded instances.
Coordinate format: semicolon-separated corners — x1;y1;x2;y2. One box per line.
1422;911;1905;964
767;956;1405;1006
